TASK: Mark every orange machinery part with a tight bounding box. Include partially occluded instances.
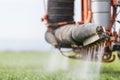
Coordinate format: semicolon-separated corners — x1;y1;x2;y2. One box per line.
110;0;117;33
42;0;92;26
80;0;92;24
113;0;118;5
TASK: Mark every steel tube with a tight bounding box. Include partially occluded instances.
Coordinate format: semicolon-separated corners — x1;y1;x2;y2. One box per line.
71;23;98;42
54;23;100;47
91;0;111;30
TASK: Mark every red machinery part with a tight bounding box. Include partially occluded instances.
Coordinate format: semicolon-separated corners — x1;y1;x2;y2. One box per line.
43;0;120;62
113;0;120;5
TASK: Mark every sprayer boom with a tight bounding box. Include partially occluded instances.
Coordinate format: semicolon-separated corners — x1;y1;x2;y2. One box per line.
43;0;120;62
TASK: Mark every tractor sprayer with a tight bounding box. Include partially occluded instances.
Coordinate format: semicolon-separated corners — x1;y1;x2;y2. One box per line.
42;0;120;62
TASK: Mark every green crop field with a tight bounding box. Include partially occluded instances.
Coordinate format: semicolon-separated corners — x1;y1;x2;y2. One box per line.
0;52;119;80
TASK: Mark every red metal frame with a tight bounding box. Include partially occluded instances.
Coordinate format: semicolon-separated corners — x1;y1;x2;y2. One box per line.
113;0;118;5
80;0;92;24
42;0;119;62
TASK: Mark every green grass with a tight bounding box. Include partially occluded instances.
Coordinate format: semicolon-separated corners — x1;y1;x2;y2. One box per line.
100;53;120;80
0;52;119;80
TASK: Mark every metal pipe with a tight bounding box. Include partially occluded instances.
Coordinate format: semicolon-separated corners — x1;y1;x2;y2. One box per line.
85;10;92;23
83;0;89;23
54;23;102;47
81;0;84;23
80;0;92;23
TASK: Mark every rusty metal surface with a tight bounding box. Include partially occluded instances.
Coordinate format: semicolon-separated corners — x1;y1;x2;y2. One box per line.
53;23;102;47
72;23;98;42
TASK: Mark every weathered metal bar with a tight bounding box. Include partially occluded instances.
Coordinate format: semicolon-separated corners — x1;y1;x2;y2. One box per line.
54;24;75;47
53;23;103;48
72;23;98;42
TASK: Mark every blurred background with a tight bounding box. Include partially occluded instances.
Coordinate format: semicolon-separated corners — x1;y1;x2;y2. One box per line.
0;0;52;52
